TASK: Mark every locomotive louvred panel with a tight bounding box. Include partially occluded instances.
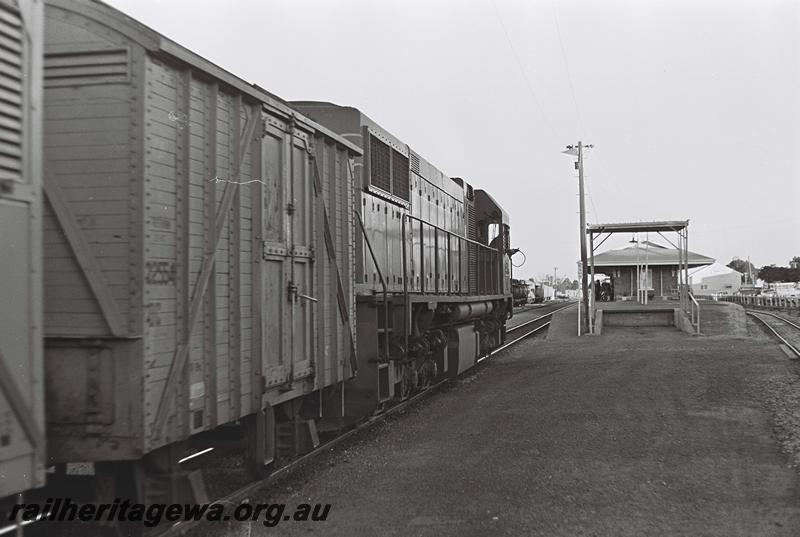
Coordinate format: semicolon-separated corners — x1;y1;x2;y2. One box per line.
0;0;44;498
467;200;477;293
369;133;391;192
409;151;420;174
391;149;409;201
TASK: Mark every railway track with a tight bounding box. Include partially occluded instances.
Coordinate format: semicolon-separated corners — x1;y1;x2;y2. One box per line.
747;310;800;358
1;302;575;537
481;302;576;361
157;302;575;536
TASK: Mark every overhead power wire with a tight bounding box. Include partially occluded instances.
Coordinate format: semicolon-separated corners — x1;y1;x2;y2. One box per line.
551;0;586;138
550;2;604;225
493;0;603;227
491;0;561;140
583;172;601;223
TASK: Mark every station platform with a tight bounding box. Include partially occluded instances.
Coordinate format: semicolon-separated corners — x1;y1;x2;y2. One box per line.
196;302;800;537
548;300;749;339
596;297;678;310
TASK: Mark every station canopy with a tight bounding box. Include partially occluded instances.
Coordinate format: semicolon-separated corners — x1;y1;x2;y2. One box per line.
581;219;703;335
587;220;688;234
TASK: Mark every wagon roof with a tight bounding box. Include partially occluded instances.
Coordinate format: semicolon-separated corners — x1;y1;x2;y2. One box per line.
48;0;362;155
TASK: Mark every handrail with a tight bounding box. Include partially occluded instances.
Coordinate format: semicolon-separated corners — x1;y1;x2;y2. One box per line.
401;213;503;296
353;209;390;364
403;213;501;253
688;291;700;334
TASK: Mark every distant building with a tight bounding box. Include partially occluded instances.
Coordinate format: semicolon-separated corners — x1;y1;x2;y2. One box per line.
770;282;800;297
689;262;742;295
540;283;555;300
589;241;714;300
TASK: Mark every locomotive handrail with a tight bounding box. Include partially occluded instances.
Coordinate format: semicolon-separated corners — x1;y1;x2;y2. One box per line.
353;209;390;364
402;213;502;252
401;213;503;297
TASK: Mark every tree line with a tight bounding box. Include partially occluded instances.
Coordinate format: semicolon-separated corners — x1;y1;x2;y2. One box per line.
727;256;800;283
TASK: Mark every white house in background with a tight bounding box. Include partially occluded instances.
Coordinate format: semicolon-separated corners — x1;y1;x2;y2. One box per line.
771;282;800;297
690;262;742;295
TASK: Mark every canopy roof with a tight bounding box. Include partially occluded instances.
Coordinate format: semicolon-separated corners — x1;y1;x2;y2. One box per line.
592;243;714;267
587;220;689;234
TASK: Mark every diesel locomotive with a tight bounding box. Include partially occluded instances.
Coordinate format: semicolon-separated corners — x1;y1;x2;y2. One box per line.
512;279;531;307
292;102;514;417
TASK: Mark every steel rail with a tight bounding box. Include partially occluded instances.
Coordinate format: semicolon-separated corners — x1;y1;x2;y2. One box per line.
747;311;800;359
506;303;576;333
747;310;800;331
479;322;550;362
158;380;453;537
1;303;569;537
154;304;567;536
482;302;576;359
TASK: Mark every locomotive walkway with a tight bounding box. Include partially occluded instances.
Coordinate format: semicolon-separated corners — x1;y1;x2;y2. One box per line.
192;303;800;537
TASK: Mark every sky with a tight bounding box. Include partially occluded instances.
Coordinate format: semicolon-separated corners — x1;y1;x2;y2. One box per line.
106;0;800;281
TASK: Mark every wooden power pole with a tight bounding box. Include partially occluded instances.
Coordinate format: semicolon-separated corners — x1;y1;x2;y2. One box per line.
564;141;593;335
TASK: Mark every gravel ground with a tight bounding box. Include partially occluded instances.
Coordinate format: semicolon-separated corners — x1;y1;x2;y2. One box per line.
187;304;800;537
748;314;800;470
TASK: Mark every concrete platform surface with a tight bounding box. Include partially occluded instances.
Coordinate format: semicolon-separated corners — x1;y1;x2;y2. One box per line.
192;325;800;537
549;301;748;339
596;298;679;311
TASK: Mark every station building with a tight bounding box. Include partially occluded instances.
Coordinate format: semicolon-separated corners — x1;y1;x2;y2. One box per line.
591;241;714;300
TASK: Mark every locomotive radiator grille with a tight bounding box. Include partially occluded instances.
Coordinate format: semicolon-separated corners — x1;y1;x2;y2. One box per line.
391;149;409;201
369;134;391;192
467;202;478;294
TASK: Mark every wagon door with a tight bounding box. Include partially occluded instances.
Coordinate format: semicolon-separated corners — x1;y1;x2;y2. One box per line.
259;119;315;390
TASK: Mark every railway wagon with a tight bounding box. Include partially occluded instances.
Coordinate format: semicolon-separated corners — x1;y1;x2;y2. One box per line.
292;103;513;417
533;283;545;303
512;279;530;306
41;0;360;502
0;0;45;499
